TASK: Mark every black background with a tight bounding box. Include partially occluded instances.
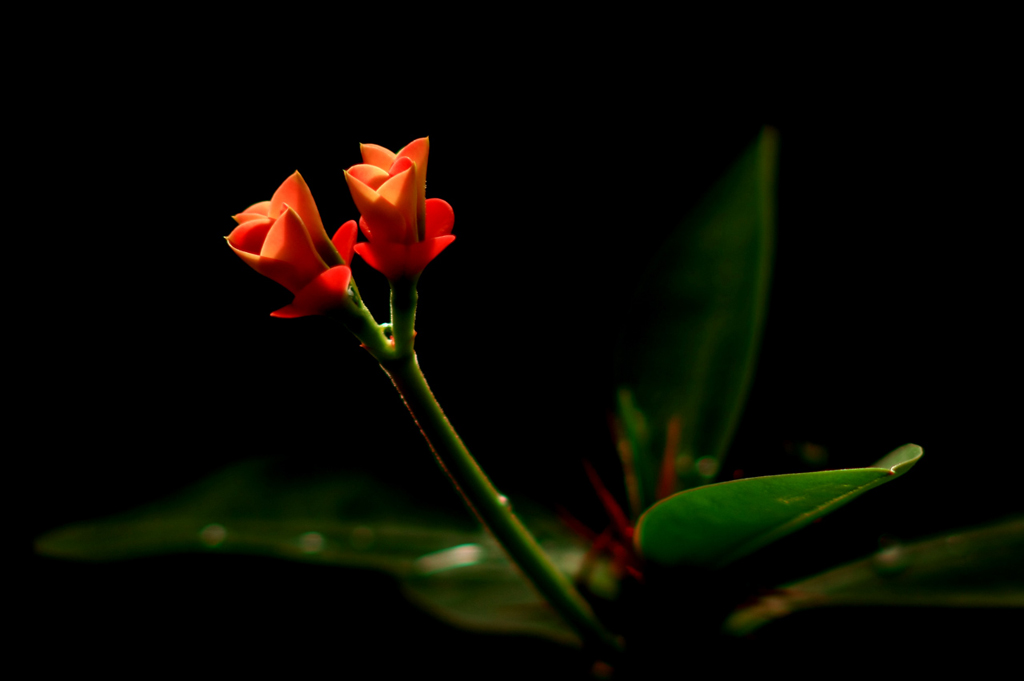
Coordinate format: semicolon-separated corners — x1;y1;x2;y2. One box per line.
19;34;1019;678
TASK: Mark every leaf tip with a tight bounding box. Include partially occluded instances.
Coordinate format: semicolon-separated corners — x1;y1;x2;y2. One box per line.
874;443;924;476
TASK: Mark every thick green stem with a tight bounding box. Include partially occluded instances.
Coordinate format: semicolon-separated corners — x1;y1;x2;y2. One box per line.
379;353;624;660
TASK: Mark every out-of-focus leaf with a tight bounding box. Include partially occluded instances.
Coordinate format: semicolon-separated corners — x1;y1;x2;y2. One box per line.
401;501;594;648
613;128;778;509
35;459;478;572
635;444;923;567
34;459;601;646
724;516;1024;635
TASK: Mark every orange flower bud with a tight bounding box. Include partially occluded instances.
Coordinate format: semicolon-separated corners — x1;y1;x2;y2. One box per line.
227;172;356;317
343;138;455;280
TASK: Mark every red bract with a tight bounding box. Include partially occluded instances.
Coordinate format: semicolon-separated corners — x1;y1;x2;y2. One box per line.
344;138;455;280
227;171;359;318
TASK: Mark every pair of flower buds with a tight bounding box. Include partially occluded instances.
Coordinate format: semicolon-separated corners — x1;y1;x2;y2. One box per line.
227;138;455;317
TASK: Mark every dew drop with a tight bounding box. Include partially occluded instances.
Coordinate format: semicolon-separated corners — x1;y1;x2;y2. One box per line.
299;531;325;554
414;543;484;574
873;543;908;574
199;523;227;548
696;456;719;479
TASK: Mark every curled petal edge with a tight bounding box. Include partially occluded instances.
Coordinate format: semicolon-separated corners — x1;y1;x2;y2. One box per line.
360;143;397;170
346;164;391;190
227;217;274;255
233;211;269;225
239;200;271;217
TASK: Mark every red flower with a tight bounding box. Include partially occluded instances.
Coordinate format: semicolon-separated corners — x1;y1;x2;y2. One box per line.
344;138;455;280
227;171;358;318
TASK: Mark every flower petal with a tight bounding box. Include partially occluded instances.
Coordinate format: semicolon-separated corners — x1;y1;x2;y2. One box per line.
241;200;272;216
389;156;414;175
227;248;315;296
260;208;329;293
226;237;261;271
332;220;358;266
377;165;417;241
270;171;343;267
353;241;407;281
353;236;456;280
424;199;454;238
233;211;270;225
360;143;397;170
271;266;353;318
346;164;391;190
405;236;455;277
345;170;408;243
396;138;429;240
395;137;429;176
227;217;274;255
358;216;373;240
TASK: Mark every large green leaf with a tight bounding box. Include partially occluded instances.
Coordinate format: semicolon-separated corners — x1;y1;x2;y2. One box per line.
34;459;478;571
34;459;605;646
723;515;1024;635
613;128;778;511
635;444;923;567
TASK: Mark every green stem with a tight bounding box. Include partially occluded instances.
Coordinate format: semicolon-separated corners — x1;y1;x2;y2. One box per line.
379;353;624;660
327;288;393;360
389;278;418;358
347;273;365;308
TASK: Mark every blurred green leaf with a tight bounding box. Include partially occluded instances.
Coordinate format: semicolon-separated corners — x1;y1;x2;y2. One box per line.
34;459;600;646
35;459;477;571
635;444;923;567
613;128;778;509
400;500;596;648
724;515;1024;635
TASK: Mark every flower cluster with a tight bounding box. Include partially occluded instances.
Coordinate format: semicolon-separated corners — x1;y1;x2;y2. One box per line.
227;172;357;318
345;138;455;280
227;138;454;317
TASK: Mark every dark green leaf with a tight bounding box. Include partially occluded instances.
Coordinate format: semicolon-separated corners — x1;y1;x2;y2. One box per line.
613;128;778;509
635;444;923;567
34;459;601;646
400;502;597;648
400;498;622;648
723;515;1024;635
34;459;478;570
